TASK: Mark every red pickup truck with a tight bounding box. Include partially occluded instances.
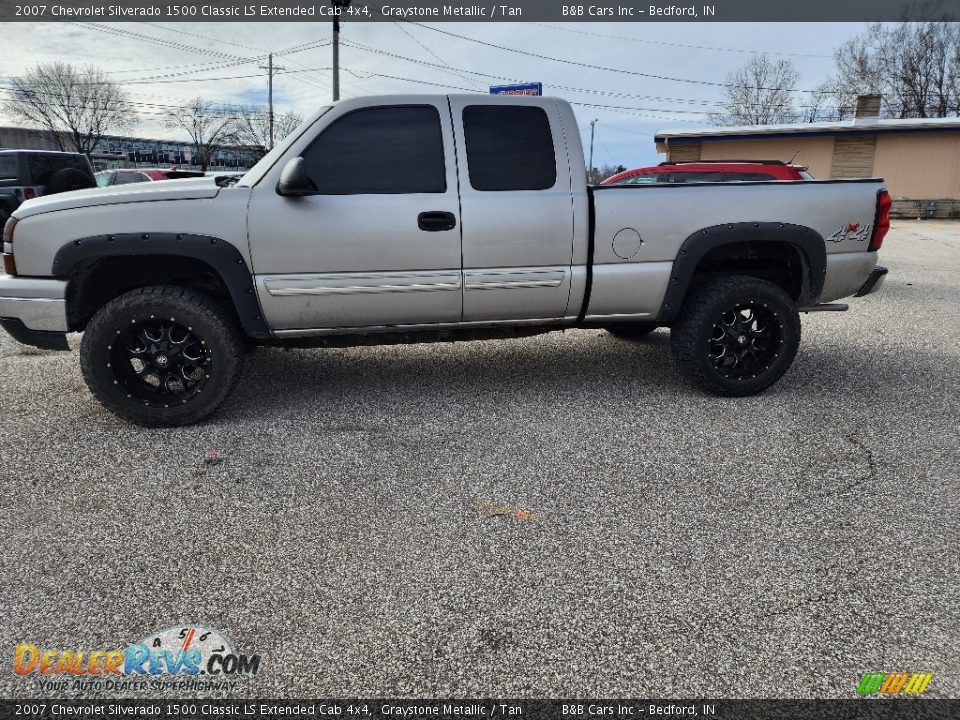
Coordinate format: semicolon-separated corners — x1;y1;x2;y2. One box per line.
603;160;813;185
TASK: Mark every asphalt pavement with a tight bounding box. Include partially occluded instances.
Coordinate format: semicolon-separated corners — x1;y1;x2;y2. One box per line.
1;221;958;699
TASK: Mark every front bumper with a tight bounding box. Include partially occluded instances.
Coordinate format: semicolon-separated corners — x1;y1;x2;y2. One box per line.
0;274;70;350
854;265;888;297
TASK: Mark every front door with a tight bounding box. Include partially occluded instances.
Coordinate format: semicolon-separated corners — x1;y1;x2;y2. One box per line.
248;102;462;331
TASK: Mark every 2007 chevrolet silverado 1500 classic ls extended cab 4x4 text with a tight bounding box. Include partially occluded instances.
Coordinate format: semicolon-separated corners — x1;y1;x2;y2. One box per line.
0;95;889;426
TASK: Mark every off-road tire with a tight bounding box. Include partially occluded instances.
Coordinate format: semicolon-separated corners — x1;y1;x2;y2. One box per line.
671;275;800;397
605;322;658;340
80;286;245;427
47;167;95;194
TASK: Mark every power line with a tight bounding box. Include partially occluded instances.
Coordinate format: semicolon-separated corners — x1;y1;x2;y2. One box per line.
323;65;708;122
600;123;654;138
405;22;837;95
391;22;485;91
0;85;264;117
67;22;261;62
140;22;269;54
337;39;800;110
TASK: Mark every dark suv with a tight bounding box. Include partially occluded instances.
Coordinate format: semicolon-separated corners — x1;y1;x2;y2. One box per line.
0;150;96;227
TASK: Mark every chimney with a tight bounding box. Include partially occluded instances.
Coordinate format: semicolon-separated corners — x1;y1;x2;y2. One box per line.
853;94;882;124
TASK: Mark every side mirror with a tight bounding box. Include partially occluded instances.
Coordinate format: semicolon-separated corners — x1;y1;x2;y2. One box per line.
276;157;316;196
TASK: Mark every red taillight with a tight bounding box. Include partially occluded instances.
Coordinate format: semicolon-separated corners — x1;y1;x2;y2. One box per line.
870;190;891;251
2;216;17;275
2;215;15;245
23;187;36;200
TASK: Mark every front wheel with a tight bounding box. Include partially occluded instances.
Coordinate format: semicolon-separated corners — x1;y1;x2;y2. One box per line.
670;275;800;397
80;286;245;426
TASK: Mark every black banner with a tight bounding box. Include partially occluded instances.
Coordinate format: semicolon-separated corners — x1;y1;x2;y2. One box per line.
0;0;957;23
1;700;960;720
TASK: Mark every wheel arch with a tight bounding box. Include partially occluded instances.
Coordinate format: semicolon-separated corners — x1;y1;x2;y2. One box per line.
657;221;826;324
53;233;270;338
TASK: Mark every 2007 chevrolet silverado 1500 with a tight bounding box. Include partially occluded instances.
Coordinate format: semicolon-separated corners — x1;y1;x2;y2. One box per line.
0;95;889;426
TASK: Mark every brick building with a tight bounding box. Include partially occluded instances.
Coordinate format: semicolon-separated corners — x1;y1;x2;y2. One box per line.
654;95;960;219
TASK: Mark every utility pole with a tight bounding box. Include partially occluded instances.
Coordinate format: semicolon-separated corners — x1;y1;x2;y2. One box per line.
331;0;351;101
332;21;340;101
259;53;286;150
588;119;598;177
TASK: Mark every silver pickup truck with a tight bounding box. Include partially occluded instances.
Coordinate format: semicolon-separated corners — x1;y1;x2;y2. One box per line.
1;94;889;426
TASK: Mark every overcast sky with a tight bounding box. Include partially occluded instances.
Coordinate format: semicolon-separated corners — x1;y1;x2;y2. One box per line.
0;21;866;168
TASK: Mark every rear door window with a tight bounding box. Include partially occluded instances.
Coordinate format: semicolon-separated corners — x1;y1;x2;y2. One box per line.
462;105;557;191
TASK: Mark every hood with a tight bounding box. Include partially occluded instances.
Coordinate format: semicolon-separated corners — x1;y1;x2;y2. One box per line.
12;177;221;219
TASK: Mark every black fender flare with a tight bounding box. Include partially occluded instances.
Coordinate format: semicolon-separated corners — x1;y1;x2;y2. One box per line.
52;232;270;338
656;221;826;323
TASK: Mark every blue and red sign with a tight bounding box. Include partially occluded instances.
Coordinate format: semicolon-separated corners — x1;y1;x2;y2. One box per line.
489;82;542;96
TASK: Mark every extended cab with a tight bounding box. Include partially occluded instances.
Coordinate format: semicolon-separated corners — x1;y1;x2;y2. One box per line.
0;95;890;426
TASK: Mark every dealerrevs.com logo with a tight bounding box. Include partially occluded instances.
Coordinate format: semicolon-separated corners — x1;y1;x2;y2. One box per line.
13;625;262;693
856;672;934;695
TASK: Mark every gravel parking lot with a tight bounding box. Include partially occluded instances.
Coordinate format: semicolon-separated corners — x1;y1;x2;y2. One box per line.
1;221;958;699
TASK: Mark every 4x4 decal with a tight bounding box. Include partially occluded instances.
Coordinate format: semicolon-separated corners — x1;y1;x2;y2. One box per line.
827;222;873;243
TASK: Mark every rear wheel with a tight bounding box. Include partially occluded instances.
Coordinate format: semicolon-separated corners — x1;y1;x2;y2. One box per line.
605;322;658;340
80;286;245;426
671;275;800;396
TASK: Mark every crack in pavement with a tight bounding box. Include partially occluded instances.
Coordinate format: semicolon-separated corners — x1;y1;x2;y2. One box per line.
782;432;879;512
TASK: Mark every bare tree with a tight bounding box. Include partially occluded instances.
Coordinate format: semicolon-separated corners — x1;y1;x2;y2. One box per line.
230;106;303;161
165;98;237;171
2;62;138;154
830;15;960;118
709;54;800;126
797;82;846;123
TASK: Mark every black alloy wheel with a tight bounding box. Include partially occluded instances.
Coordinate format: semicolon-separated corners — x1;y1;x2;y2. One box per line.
110;318;210;406
709;302;783;379
671;275;801;396
81;286;245;426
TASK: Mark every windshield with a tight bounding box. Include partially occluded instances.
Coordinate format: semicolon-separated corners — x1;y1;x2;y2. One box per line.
236;107;332;187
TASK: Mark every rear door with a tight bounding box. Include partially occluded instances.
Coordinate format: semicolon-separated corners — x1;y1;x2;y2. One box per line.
448;98;575;322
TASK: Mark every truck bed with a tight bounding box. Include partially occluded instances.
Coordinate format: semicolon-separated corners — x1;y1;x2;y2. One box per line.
584;178;886;321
